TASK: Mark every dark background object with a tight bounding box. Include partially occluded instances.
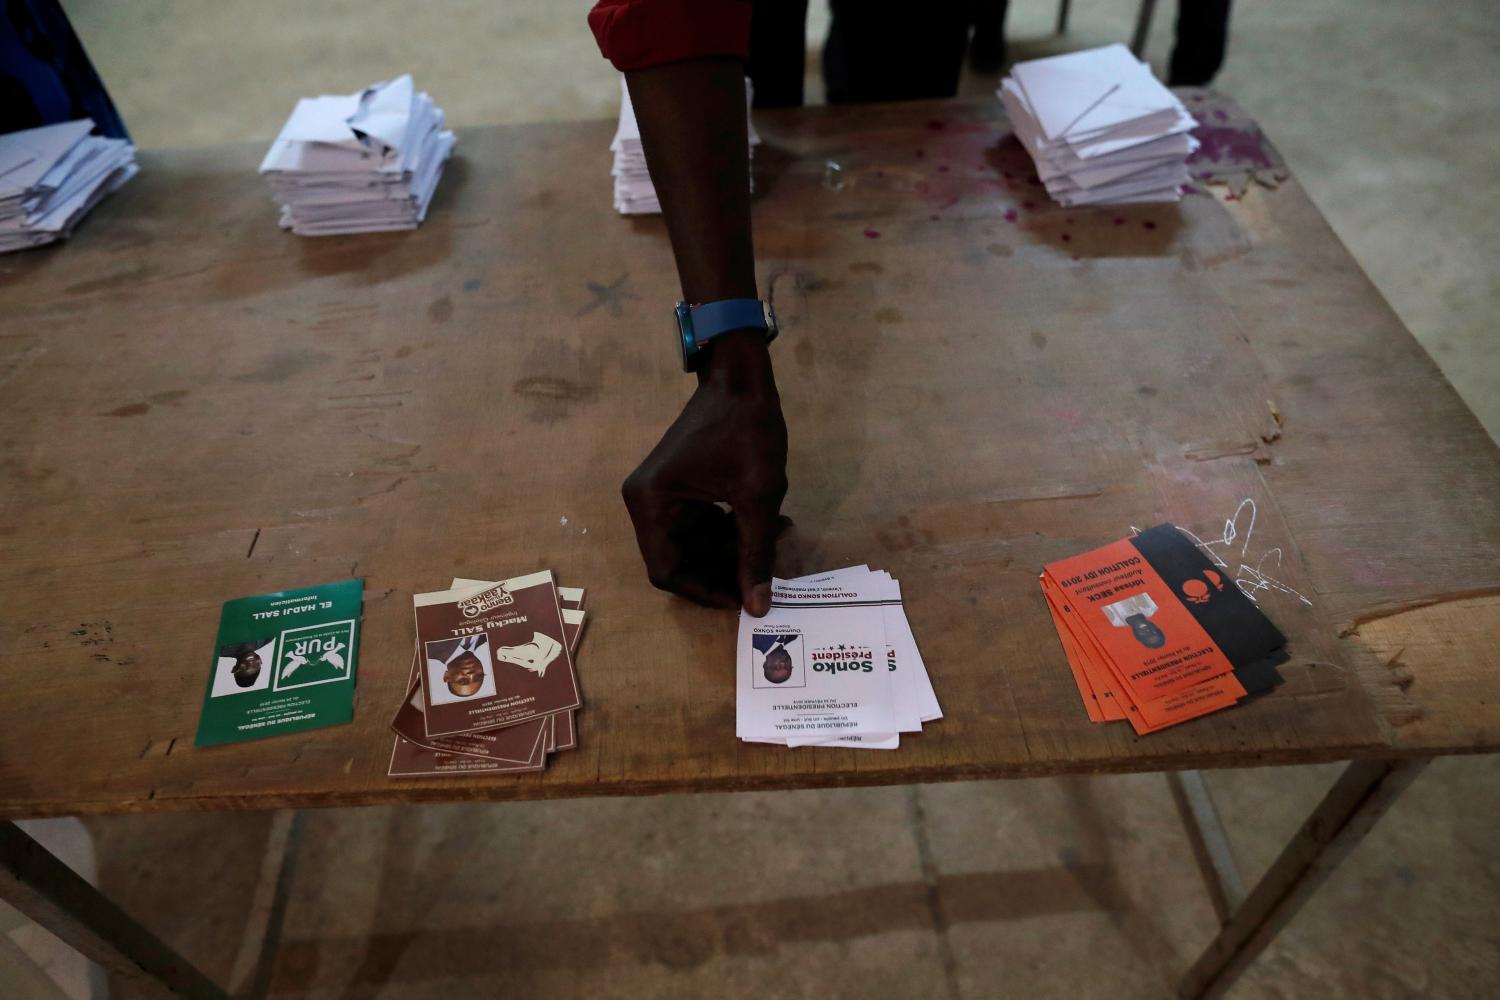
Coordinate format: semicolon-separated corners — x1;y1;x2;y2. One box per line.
0;0;127;138
750;0;972;108
749;0;811;109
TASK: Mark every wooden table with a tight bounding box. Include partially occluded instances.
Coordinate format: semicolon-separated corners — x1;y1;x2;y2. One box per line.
1;94;1497;999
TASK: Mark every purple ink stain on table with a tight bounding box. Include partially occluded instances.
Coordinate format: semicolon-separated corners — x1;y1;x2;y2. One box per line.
1003;208;1019;223
1113;216;1126;226
915;148;926;158
927;120;946;131
937;164;950;173
1142;220;1157;231
863;228;881;239
1061;233;1072;243
1188;124;1276;171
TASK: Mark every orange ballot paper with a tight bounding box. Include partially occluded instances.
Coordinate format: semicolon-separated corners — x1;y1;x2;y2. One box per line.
1041;525;1288;735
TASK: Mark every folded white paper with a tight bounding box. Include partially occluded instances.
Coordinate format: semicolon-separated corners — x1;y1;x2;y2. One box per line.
259;75;456;236
0;120;136;254
999;44;1199;207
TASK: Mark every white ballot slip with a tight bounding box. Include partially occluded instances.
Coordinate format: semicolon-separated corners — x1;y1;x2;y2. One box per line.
736;577;896;743
780;568;940;749
737;566;940;750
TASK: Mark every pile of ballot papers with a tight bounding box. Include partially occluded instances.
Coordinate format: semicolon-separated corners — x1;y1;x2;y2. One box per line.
1041;524;1288;735
390;573;585;777
0;120;136;254
737;566;940;750
611;76;759;215
998;44;1199;207
259;75;455;236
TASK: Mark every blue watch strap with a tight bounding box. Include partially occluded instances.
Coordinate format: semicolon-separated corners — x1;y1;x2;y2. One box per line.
690;298;768;344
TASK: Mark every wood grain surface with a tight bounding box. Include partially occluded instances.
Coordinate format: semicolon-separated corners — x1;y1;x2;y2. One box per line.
1;95;1496;818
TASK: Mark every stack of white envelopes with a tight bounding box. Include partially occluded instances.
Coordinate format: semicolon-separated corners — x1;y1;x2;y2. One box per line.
610;76;759;215
998;44;1199;207
737;566;941;750
0;120;137;254
259;75;455;236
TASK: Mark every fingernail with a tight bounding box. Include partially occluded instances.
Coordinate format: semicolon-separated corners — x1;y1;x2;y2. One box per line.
748;583;772;617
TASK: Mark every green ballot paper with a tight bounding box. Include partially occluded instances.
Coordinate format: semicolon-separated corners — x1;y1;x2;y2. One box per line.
195;579;364;747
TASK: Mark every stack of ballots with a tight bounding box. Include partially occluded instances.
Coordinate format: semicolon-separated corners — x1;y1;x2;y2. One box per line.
0;120;136;254
259;75;455;235
737;566;940;750
611;76;759;215
998;44;1199;207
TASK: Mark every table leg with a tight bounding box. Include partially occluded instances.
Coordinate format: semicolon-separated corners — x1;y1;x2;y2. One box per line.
228;810;305;997
1177;757;1429;999
0;820;228;1000
1167;770;1247;923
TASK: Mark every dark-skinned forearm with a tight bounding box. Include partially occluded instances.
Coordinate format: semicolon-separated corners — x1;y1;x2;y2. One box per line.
626;58;772;392
621;55;783;615
625;57;759;311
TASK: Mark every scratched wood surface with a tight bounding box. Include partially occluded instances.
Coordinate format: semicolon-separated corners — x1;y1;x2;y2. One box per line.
1;95;1497;819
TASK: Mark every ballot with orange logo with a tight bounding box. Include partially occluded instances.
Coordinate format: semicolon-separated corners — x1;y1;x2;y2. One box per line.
1040;524;1287;734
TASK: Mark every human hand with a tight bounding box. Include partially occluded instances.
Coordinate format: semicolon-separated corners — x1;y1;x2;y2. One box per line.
623;330;788;616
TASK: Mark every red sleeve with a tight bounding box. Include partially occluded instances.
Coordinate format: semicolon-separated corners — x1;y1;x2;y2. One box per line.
588;0;752;71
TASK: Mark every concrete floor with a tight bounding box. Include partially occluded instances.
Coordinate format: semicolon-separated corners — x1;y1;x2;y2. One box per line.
23;1;1500;997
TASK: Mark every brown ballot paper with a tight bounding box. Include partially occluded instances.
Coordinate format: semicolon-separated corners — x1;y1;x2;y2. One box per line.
414;571;581;738
391;609;586;763
388;733;547;777
392;657;550;763
454;578;585;748
388;604;586;777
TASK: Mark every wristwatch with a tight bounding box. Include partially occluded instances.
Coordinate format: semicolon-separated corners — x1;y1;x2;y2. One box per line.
675;297;779;372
